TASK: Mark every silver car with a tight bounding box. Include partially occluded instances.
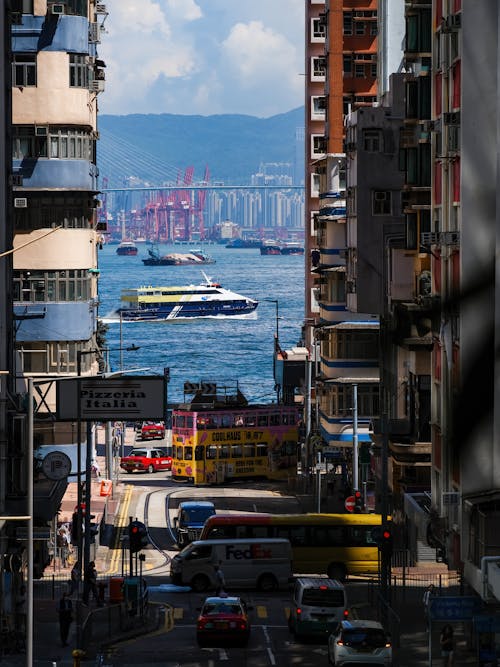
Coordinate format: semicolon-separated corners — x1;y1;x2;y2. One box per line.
328;620;392;666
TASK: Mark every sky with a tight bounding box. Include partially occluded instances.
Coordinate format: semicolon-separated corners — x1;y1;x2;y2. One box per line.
98;0;305;118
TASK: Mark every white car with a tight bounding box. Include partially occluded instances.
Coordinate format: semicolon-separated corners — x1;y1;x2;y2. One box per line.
328;620;392;666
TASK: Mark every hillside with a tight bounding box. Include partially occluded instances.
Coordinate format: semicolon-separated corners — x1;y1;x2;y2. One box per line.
97;107;304;187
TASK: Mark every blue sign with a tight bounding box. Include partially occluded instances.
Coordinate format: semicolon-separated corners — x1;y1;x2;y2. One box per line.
429;596;482;621
473;614;500;633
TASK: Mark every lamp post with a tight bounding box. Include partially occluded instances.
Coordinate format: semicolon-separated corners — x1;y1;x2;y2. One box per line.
263;299;280;402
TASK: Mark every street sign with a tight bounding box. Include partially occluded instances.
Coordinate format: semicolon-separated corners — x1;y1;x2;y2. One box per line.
345;495;355;512
429;596;482;621
56;376;165;420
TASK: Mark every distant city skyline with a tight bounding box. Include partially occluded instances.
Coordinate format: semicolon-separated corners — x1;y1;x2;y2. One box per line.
99;0;305;118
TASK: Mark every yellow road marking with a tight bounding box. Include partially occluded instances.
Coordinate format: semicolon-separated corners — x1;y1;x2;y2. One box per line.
108;485;133;574
257;605;267;618
285;607;290;619
173;607;183;620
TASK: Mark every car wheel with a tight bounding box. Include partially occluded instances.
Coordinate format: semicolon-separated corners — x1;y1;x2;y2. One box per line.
126;470;133;474
257;573;277;592
327;563;347;582
191;574;210;593
147;464;155;474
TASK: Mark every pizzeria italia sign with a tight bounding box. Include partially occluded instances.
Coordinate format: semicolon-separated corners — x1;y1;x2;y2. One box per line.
57;376;165;421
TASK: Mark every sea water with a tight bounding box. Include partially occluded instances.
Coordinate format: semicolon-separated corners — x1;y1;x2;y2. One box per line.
97;243;305;404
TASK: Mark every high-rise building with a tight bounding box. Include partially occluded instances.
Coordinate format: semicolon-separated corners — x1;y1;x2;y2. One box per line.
9;0;106;575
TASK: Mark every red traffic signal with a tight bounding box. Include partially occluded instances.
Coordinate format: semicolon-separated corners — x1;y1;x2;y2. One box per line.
129;520;148;553
380;527;393;557
353;489;364;512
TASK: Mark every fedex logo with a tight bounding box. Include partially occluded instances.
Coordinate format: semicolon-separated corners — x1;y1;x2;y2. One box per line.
225;544;272;560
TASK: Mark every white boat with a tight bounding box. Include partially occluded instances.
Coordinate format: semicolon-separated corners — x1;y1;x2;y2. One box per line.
113;272;258;321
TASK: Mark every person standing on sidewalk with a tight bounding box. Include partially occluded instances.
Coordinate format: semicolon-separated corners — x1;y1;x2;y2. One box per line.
82;561;102;606
58;591;73;647
423;583;435;625
214;562;226;596
440;624;454;666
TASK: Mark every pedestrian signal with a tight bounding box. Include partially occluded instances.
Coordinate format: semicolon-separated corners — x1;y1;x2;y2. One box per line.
380;528;393;558
354;489;364;513
129;520;148;554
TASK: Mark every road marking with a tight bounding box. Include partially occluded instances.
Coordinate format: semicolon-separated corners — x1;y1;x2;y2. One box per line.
173;607;183;619
284;607;290;618
257;605;267;618
218;648;228;660
267;647;276;665
108;484;133;574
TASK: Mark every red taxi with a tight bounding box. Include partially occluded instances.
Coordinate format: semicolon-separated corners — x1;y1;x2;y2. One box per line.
119;448;172;474
196;596;251;647
139;421;165;440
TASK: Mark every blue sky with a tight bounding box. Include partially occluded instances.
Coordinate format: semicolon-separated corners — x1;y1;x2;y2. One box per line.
99;0;305;118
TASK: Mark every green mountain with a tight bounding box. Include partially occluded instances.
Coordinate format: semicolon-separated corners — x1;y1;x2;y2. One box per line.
97;107;304;187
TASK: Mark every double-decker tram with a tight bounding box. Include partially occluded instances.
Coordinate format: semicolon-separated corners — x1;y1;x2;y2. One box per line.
171;387;299;485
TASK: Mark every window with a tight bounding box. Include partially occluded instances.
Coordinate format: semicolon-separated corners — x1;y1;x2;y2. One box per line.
355;21;365;36
18;341;84;374
13;126;94;161
311;173;320;198
335;331;379;359
363;129;382;152
312;134;326;157
11;0;34;12
355;64;365;78
13;269;91;302
311;96;326;118
12;54;36;87
372;191;392;215
343;55;352;76
370;21;378;36
69;54;89;88
370;63;377;78
312;57;326;80
343;12;352;35
311;17;326;40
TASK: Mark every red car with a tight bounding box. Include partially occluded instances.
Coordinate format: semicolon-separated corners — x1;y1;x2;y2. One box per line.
119;448;172;474
196;596;251;647
139;421;165;440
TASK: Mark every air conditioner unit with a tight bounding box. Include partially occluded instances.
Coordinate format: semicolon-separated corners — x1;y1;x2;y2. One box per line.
421;120;434;133
96;3;107;13
89;80;104;93
443;14;461;31
14;197;28;208
35;125;48;137
50;3;65;15
89;22;101;43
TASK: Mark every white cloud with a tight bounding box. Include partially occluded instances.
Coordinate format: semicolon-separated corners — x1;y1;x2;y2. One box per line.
166;0;203;21
98;1;304;117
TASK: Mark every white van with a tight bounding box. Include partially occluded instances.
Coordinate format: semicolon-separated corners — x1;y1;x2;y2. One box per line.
288;577;348;639
170;538;293;592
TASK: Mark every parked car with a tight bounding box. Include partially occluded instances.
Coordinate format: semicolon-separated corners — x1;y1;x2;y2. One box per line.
119;448;172;474
289;576;348;639
139;421;165;440
328;620;392;666
196;596;251;647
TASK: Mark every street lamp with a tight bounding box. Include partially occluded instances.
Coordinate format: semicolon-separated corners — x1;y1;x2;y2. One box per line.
263;299;281;402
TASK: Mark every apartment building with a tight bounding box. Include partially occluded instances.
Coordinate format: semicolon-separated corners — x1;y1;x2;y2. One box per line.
305;1;380;473
8;0;106;573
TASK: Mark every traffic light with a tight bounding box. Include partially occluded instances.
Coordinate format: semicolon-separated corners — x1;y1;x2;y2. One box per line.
380;527;393;558
129;520;148;553
353;490;364;513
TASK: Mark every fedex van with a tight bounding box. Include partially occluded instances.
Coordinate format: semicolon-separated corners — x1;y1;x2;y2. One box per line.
170;538;292;592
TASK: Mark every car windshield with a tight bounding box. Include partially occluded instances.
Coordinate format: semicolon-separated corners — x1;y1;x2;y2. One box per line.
184;508;214;523
302;589;345;607
129;450;148;457
342;628;388;648
203;602;243;616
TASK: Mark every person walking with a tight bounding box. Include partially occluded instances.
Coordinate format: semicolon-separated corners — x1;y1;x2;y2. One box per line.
58;591;73;647
214;562;226;596
440;624;454;666
68;562;81;596
82;560;102;606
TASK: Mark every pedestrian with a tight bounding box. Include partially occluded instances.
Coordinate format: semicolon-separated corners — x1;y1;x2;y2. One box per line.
82;560;102;606
214;562;226;596
57;527;70;568
58;591;73;647
440;624;454;666
68;562;80;596
422;583;435;624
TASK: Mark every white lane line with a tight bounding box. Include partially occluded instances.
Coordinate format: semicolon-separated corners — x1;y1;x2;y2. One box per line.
262;626;276;665
219;648;228;660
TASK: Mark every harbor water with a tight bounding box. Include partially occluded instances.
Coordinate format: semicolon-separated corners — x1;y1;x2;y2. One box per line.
98;242;305;404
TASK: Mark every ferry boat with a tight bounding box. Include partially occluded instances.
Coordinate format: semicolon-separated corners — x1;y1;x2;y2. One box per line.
116;241;138;256
114;273;258;321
